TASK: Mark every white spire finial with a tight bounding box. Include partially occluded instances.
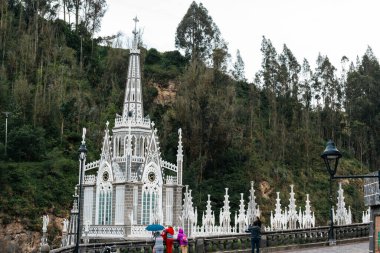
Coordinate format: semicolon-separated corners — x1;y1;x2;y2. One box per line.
177;128;183;157
42;215;49;233
82;128;86;144
106;121;109;128
133;16;139;33
62;218;69;233
132;16;139;49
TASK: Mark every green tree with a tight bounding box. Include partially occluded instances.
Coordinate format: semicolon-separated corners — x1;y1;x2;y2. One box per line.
345;47;380;169
175;1;226;64
259;36;279;95
232;49;246;81
7;124;46;161
300;58;312;110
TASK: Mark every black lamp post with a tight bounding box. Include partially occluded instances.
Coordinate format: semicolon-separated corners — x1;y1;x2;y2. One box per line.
75;133;87;253
321;140;380;246
321;140;342;245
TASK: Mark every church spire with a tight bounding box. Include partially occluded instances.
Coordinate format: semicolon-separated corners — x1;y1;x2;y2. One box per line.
122;17;143;122
100;121;112;162
177;128;183;185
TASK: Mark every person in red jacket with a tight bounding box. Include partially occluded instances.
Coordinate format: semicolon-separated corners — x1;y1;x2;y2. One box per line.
163;226;174;253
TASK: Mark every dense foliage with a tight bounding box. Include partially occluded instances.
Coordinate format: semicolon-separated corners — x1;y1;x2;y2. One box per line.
0;1;379;236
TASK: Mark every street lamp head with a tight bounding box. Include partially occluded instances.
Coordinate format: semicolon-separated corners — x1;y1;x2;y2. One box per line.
321;140;342;176
78;143;87;154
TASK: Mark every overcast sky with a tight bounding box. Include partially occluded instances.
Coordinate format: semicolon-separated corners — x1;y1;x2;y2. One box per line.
98;0;380;82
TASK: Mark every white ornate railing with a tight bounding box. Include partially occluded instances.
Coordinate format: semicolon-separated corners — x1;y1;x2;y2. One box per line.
114;115;151;128
166;176;177;185
131;172;138;182
132;156;145;163
84;175;96;185
191;225;238;237
84;225;125;238
114;156;144;163
114;172;126;183
129;225;152;238
161;159;177;172
115;157;126;163
85;160;100;171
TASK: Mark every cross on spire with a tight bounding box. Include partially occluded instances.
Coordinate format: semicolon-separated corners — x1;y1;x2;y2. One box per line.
133;16;139;29
132;16;140;50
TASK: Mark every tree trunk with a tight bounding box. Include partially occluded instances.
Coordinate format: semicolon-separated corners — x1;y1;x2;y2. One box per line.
63;0;66;22
74;0;80;30
61;118;64;144
35;0;39;61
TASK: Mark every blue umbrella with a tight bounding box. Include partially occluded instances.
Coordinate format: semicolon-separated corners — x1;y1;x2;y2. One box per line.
145;224;165;231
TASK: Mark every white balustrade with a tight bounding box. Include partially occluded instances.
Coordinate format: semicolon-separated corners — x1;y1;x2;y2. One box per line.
130;225;154;238
114;115;151;128
114;172;126;183
84;175;96;185
166;175;177;185
132;156;144;163
131;172;138;181
115;157;126;163
191;225;237;237
114;156;144;163
161;159;177;172
83;225;125;238
85;160;100;171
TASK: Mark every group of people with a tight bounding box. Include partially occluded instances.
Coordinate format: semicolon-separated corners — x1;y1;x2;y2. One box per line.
153;216;261;253
153;226;188;253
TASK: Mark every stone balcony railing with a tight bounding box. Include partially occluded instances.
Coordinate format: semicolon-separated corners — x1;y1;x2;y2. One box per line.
82;225;125;238
49;223;369;253
83;175;96;185
114;115;151;128
161;159;177;172
166;175;177;185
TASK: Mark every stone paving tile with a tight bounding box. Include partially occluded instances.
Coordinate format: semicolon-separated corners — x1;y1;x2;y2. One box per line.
274;241;368;253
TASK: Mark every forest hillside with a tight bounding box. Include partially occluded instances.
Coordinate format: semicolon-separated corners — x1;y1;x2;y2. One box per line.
1;1;380;252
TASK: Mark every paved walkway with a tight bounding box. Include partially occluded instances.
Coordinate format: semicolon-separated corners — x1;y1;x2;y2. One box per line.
275;241;368;253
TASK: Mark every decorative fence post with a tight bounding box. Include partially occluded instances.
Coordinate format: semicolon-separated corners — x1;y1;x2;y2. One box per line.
61;218;69;247
40;215;50;253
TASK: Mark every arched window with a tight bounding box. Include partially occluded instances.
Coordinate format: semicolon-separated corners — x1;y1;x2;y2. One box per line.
141;182;162;225
97;182;113;225
132;136;136;156
139;136;144;157
117;137;121;157
142;188;158;225
120;137;124;156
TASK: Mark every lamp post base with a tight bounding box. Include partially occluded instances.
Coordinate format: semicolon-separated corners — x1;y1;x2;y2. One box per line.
328;238;336;246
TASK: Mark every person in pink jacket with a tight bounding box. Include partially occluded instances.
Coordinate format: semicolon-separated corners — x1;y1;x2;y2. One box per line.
176;228;188;253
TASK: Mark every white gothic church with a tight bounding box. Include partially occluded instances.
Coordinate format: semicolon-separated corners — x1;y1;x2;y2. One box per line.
64;19;184;243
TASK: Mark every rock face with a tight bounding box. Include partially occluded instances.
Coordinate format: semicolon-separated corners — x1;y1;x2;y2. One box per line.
0;222;41;253
153;81;177;105
260;181;273;199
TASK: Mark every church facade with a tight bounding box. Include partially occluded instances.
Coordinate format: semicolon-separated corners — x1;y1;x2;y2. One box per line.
65;20;183;242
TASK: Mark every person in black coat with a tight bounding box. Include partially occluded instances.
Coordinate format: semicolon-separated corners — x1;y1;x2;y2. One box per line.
246;216;262;253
